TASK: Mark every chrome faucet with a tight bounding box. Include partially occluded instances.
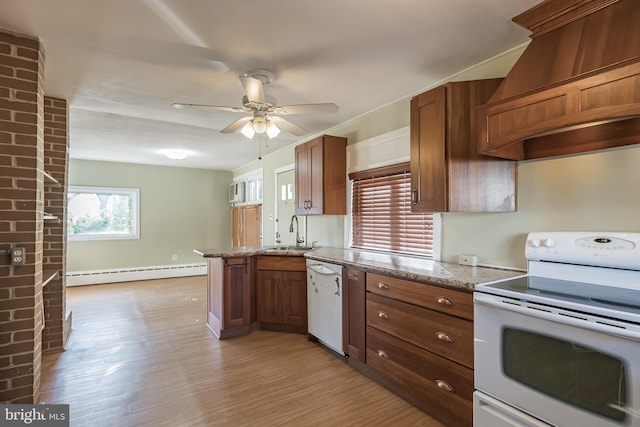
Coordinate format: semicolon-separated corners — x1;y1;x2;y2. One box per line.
289;215;305;246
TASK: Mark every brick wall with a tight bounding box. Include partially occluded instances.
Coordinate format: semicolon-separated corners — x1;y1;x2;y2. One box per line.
0;28;46;404
42;97;68;352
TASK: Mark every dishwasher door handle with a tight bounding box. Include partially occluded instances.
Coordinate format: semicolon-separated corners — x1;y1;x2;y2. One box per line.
308;264;339;275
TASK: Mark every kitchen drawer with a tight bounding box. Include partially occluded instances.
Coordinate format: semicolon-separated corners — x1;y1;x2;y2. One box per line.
366;293;473;368
366;326;472;426
256;256;306;271
366;273;473;320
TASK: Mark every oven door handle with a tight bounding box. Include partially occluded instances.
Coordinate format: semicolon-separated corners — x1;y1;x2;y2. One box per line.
474;293;640;342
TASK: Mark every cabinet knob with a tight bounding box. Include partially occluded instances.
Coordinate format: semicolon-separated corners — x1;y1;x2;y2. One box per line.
376;350;389;359
435;379;454;393
377;311;390;320
435;331;454;343
435;296;453;306
377;282;390;290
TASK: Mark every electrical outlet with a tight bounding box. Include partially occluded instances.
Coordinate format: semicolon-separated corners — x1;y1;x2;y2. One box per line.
11;247;26;265
171;254;178;261
458;254;478;267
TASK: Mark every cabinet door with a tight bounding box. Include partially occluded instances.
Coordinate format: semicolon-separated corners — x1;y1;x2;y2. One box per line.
410;85;447;213
305;137;324;215
256;270;282;324
282;270;307;329
223;257;251;328
343;268;366;363
294;143;310;214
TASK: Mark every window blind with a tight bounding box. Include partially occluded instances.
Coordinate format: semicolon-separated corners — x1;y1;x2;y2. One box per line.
350;163;433;257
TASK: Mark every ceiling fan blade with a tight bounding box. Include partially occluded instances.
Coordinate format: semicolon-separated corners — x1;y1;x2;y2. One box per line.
172;103;245;113
220;116;252;134
274;103;339;115
239;76;265;105
271;117;307;137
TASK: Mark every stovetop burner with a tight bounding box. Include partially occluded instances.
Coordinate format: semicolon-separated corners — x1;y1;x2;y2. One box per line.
478;275;640;323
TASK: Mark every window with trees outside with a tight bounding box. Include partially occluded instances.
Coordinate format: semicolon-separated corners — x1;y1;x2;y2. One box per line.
67;186;140;241
350;162;433;257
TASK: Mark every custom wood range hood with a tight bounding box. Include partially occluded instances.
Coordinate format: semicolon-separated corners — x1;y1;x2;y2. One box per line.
478;0;640;160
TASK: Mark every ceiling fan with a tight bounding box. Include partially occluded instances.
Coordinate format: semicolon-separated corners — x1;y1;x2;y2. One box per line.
172;70;339;139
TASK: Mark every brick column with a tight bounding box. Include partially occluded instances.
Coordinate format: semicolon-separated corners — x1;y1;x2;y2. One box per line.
0;28;46;404
43;97;69;352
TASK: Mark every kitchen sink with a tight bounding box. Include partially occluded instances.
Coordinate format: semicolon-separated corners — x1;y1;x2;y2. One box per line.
266;245;314;251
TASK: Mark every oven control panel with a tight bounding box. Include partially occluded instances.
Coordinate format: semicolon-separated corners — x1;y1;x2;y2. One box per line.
525;231;640;270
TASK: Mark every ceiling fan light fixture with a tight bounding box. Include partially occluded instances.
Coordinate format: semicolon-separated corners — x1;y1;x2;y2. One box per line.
266;120;280;138
240;122;255;139
252;116;267;134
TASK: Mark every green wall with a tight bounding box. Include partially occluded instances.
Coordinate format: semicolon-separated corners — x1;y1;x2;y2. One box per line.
236;44;640;269
67;159;232;271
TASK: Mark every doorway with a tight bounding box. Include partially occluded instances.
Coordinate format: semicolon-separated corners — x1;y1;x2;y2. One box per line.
275;168;305;246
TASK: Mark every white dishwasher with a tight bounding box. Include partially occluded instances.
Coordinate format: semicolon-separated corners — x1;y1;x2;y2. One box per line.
306;259;344;355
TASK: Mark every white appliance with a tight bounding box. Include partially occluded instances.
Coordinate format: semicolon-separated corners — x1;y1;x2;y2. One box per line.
474;232;640;427
228;181;245;203
306;259;344;355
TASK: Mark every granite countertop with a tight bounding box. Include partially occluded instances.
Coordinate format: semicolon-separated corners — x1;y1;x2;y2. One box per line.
194;246;525;292
305;247;525;292
193;245;314;258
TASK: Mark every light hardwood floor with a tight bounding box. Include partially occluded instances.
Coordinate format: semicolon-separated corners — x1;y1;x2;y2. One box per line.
41;276;444;426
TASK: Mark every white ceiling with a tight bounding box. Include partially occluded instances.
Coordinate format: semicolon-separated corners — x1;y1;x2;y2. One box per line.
0;0;537;171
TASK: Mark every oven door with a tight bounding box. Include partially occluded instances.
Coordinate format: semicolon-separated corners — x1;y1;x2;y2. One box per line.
474;292;640;427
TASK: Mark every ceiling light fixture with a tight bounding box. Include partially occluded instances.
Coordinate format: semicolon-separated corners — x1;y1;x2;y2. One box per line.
240;116;280;140
165;149;188;160
266;120;280;138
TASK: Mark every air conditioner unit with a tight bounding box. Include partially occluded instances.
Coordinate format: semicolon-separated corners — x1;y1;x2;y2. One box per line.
229;182;245;203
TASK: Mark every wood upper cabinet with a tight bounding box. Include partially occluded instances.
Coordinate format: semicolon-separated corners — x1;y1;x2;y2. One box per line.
295;135;347;215
342;268;366;364
256;256;307;333
206;256;252;339
410;80;516;213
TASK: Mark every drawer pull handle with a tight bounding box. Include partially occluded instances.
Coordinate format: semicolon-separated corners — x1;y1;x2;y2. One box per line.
378;311;390;319
377;282;390;290
377;350;389;359
435;296;453;306
435;379;454;393
435;331;454;343
347;272;359;279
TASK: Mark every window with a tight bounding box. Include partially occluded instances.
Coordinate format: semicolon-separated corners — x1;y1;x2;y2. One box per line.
67;186;140;241
350;163;433;257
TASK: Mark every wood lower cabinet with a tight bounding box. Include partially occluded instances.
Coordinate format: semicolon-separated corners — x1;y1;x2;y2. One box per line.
366;327;473;427
364;272;474;427
206;256;252;339
256;256;307;333
410;79;516;213
342;268;366;364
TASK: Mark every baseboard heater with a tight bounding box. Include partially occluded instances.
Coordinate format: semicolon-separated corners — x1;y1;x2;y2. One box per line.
66;263;207;286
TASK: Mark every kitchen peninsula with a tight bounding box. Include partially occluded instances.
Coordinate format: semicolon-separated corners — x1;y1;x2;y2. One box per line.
194;246;521;337
195;245;522;426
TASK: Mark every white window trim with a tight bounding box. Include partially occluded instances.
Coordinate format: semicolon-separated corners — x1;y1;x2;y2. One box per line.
67;185;140;241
